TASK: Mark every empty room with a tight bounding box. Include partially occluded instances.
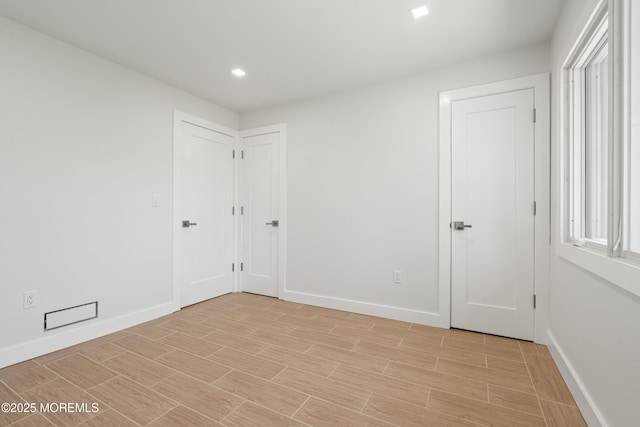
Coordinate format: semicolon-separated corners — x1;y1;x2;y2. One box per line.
0;0;638;426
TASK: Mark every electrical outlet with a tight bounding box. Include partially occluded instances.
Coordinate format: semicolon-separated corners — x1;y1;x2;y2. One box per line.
393;270;402;284
23;291;38;309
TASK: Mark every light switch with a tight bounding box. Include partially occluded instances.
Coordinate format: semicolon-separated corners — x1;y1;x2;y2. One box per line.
152;193;160;207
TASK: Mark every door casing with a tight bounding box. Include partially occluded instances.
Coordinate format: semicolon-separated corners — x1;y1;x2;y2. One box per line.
439;74;550;344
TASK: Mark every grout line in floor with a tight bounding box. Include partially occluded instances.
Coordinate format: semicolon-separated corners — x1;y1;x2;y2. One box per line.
289;394;311;419
359;391;373;414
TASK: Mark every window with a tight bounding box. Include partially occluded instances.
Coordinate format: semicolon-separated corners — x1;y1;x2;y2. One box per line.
584;37;609;243
564;0;640;264
630;0;640;254
566;8;609;248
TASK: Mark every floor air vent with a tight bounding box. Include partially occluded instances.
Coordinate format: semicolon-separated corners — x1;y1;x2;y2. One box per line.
44;301;98;331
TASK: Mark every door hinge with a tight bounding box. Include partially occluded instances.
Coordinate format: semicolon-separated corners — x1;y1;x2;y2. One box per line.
241;206;244;215
232;263;235;272
533;201;537;216
232;150;235;159
241;150;244;159
241;262;244;271
533;294;537;309
533;108;537;123
232;206;235;215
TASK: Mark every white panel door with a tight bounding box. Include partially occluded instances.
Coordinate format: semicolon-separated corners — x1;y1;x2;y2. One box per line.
451;89;535;340
177;121;234;307
241;131;280;297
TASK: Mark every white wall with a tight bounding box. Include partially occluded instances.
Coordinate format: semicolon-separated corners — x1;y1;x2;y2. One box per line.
0;17;238;367
240;43;550;325
550;1;640;426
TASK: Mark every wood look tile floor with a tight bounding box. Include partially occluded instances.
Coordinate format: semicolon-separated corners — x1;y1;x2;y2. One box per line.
0;293;587;426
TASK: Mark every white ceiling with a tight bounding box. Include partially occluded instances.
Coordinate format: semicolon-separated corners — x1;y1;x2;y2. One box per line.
0;0;565;112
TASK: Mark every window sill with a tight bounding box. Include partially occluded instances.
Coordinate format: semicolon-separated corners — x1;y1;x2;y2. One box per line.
557;242;640;297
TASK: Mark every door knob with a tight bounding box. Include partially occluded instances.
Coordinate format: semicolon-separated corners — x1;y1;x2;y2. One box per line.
265;220;279;227
182;220;198;228
453;221;472;230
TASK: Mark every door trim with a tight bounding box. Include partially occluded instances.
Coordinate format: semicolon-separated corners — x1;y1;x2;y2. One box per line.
238;124;287;298
438;74;550;343
172;110;239;310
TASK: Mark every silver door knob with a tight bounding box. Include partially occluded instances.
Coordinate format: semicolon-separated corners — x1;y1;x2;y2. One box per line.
453;221;472;230
265;220;279;227
182;220;198;228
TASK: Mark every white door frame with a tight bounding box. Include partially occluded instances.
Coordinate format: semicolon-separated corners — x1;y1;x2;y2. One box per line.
438;74;550;344
238;124;287;297
172;110;239;310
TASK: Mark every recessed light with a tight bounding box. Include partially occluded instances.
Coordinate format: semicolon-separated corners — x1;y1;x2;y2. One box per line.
410;5;429;19
231;68;246;77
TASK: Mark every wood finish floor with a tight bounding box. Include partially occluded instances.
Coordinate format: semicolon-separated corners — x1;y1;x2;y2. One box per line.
0;293;586;426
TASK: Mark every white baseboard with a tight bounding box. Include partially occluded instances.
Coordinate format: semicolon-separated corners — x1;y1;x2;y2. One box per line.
281;289;449;329
0;302;176;369
547;330;607;427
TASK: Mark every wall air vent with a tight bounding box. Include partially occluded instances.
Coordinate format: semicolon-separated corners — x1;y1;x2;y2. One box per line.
44;301;98;331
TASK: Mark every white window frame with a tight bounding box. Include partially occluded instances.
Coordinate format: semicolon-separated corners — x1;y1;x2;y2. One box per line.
559;0;640;297
566;12;609;250
621;0;640;258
